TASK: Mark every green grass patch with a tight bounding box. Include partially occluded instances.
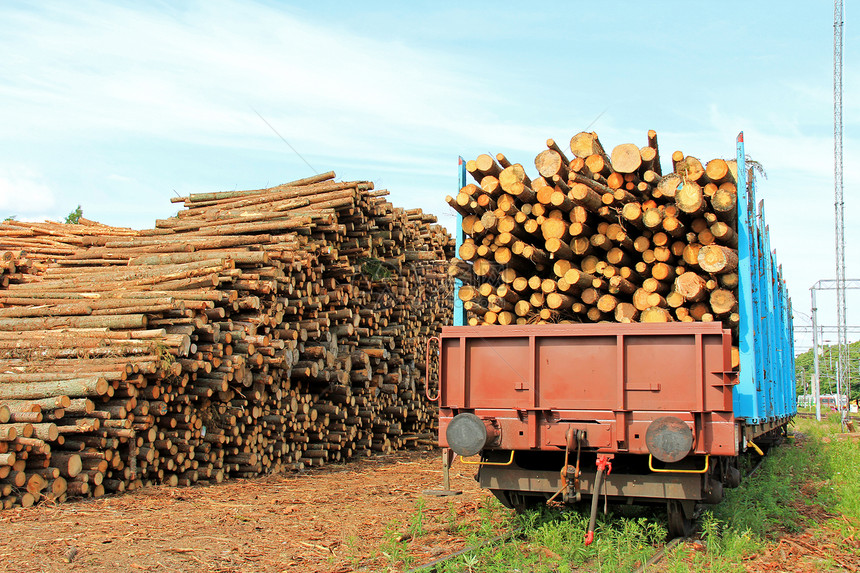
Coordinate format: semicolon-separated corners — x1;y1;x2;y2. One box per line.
378;418;860;571
431;504;666;572
665;416;860;571
710;430;828;536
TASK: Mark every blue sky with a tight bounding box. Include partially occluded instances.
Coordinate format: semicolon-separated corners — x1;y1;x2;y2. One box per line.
0;0;856;352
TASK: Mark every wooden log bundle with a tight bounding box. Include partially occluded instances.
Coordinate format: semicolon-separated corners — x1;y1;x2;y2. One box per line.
0;171;453;508
453;132;742;344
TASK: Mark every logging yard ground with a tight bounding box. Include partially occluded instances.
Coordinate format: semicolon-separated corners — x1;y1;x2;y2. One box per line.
0;449;486;572
3;416;860;572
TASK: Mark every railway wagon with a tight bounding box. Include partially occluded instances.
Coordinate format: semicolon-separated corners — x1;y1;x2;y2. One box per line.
431;134;796;539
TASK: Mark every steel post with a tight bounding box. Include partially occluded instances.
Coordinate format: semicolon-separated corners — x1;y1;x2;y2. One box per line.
734;133;761;422
453;158;467;326
811;287;821;420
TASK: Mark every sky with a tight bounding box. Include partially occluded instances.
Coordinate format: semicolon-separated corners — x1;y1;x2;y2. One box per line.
0;0;856;355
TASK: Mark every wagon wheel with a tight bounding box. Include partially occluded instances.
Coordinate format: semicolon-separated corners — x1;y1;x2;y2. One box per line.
489;489;514;509
490;490;544;513
666;500;693;538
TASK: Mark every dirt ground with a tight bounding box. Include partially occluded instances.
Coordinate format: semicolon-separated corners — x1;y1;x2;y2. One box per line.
4;442;859;573
0;450;493;573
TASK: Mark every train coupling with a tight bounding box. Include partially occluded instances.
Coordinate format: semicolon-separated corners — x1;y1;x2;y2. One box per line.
584;454;613;547
563;428;584;503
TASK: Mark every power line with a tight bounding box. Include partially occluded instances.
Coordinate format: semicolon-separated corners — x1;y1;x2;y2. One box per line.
251;108;319;175
583;107;609;132
796;326;860;333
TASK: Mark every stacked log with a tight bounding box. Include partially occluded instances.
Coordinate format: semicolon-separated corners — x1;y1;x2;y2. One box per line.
0;171;452;507
449;132;742;351
0;219;136;268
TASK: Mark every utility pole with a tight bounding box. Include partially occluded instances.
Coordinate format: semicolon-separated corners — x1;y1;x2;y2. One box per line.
810;280;860;419
812;288;821;419
834;0;848;427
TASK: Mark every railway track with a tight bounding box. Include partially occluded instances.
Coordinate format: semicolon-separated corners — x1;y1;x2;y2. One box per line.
630;536;687;573
634;453;768;572
405;529;523;572
796;411;860;421
409;453;771;572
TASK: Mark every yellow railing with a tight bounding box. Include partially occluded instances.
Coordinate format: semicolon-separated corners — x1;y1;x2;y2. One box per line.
649;454;709;474
460;450;515;466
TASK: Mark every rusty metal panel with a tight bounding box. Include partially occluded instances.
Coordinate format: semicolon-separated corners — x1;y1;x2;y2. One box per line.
441;323;728;414
624;335;698;411
535;336;618;410
479;466;704;501
440;337;463;408
456;336;533;409
438;322;736;455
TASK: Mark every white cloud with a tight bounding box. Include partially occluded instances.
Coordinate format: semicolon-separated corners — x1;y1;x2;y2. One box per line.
0;166;56;216
106;174;133;183
0;1;498;155
0;1;856;343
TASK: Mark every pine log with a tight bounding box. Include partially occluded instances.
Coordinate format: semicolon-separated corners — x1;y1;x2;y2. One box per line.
610;143;642;174
674;181;705;216
675;155;704;181
646;130;662;175
712;187;738;222
656;174;682;199
640;307;672;322
570;132;609;160
675;272;707;302
710;221;737;248
535;150;568;180
0;377;108;400
0;314;147;332
499;165;531;193
697;245;739;274
709;289;737;316
705;159;731;184
614;302;639;323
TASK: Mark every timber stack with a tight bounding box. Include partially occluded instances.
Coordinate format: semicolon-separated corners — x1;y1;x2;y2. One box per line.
448;131;742;357
0;171;452;508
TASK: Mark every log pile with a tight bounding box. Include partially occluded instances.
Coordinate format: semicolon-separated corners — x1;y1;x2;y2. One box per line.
449;131;742;353
0;171;453;507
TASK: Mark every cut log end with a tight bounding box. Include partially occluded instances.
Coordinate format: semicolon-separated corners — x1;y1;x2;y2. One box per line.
610;143;642;174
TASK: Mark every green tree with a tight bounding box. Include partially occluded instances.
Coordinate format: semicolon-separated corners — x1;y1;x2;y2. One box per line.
64;205;83;224
796;340;860;400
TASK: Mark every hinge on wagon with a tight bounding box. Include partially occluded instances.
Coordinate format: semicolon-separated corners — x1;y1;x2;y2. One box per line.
486;418;502;448
711;370;739;387
515;408;553;422
564;428;585;504
548;427;585;505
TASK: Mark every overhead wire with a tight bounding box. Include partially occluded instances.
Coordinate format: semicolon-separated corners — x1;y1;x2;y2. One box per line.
251;108;319;175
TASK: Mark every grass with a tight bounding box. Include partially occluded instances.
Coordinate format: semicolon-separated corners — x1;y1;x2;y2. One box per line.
664;415;860;571
373;416;860;572
379;523;414;569
429;505;666;573
409;497;427;539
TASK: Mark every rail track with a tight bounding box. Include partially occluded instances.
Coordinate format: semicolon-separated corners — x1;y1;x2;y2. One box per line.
406;529;523;572
631;452;768;572
795;411;860;421
408;451;771;572
630;536;687;573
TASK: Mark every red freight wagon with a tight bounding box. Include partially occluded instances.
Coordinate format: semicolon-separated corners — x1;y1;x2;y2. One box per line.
435;323;714;535
432;322;787;538
430;135;795;539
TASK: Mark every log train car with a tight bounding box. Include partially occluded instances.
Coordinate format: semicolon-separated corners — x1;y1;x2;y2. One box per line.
430;134;796;539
